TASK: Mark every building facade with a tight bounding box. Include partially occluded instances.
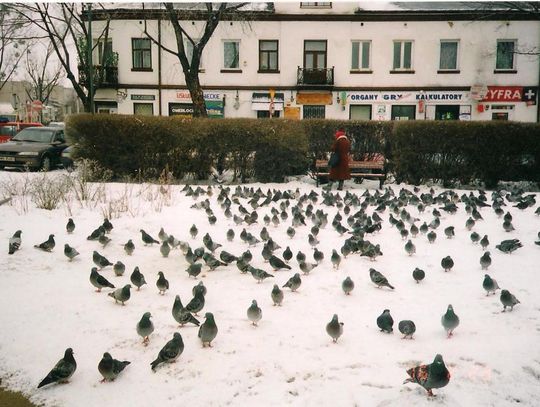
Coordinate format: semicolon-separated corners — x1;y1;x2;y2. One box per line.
87;2;540;122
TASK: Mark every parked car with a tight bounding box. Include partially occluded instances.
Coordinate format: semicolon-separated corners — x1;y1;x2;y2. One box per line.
47;121;65;128
60;145;75;169
0;121;43;143
0;127;68;171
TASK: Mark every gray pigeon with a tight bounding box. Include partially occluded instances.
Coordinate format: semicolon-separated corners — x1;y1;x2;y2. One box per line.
470;231;480;244
283;273;302;292
113;261;126;277
66;218;75;234
90;267;115;292
444;226;455;239
190;224;198;239
286;226;296;239
136;312;154;345
8;230;22;254
226;228;235;242
283;246;293;263
441;304;459;337
38;348;76;388
108;284;132;305
140;229;159;245
326;314;344;343
412;267;425;283
369;268;394;289
480;251;491;270
98;233;111;248
151;332;184;371
64;244;79;261
500;289;520;311
198;312;218;347
247;300;262;326
158;227;169;242
502;220;515;232
186;292;205;315
87;226;105;241
98;352;130;382
299;261;318;275
93;250;113;269
186;263;203;279
271;284;284;306
160;240;171;258
249;267;274;283
482;274;500;296
130;267;147;290
34;234;55;252
102;218;113;233
496;239;522;254
331;249;341;269
398;320;416;339
296;251;306;263
269;255;291;271
427;231;436;244
172;295;200;326
124;239;135;256
404;240;416;256
342;277;354;295
376;309;394;333
403;354;451;397
156;271;169;295
480;235;489;250
220;251;238;264
441;256;454;272
192;281;207;297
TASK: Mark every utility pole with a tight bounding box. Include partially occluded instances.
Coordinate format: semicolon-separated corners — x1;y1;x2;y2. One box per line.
87;3;94;113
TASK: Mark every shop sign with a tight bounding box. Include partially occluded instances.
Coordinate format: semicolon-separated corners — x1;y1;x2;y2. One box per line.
169;101;224;118
349;91;467;103
131;94;155;101
175;91;222;101
416;93;464;101
482;86;523;102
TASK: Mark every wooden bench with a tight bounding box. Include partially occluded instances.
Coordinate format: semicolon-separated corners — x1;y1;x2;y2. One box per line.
314;157;386;189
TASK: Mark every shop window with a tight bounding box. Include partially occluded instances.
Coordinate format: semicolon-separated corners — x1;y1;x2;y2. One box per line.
439;40;458;70
303;105;325;119
435;105;459;120
257;110;280;118
223;40;240;69
391;105;415;120
259;40;279;72
351;41;371;70
350;105;372;120
496;40;516;70
132;38;152;70
492;112;509;120
133;103;154;116
392;41;413;70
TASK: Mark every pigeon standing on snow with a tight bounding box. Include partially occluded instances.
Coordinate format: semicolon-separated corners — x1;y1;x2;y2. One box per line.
90;267;115;292
331;249;341;269
500;289;520;312
98;233;111;248
198;312;218;347
226;228;235;242
160;240;171;258
98;352;130;382
269;255;291;271
108;284;132;305
130;266;147;290
124;239;135;256
66;218;75;234
412;267;425;283
136;312;154;345
403;354;450;397
398;320;416;339
156;271;169;295
283;273;302;292
150;333;184;371
34;234;55;252
376;309;394;333
64;244;80;261
271;284;284;306
192;281;207;297
404;240;416;256
93;251;113;269
342;277;354;295
369;268;395;290
172;295;200;327
427;231;436;244
102;218;113;234
482;274;500;296
37;348;77;388
247;300;262;326
186;263;203;279
470;232;480;244
444;226;455;239
186;291;205;315
441;256;454;272
480;251;491;270
441;304;460;337
480;235;490;250
113;261;125;277
8;230;22;254
283;246;293;263
326;314;344;343
140;229;159;245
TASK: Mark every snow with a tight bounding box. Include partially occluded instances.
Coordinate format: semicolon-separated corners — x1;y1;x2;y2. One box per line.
1;170;539;407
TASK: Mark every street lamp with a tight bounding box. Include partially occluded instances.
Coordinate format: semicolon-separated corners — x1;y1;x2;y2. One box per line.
86;3;94;114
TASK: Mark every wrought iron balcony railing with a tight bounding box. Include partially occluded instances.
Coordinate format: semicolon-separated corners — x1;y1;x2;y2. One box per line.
297;66;334;86
78;65;118;88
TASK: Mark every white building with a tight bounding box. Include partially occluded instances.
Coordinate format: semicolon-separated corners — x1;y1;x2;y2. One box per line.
87;2;540;122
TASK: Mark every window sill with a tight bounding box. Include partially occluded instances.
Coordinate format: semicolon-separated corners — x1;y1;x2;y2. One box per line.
437;69;460;74
350;70;373;74
220;69;243;73
258;69;280;74
131;68;153;72
389;70;415;74
494;69;517;74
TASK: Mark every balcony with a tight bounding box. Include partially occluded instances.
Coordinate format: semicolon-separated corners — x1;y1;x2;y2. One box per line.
78;65;118;88
297;67;334;88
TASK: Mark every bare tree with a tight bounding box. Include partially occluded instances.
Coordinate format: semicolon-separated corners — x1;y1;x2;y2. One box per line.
24;43;62;105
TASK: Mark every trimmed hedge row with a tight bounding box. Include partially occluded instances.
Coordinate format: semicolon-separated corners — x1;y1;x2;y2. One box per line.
66;114;540;187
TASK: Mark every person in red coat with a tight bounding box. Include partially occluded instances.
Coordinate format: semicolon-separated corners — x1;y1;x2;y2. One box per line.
328;128;351;190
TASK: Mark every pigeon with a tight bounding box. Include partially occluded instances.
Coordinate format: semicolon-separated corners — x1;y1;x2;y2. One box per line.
299;261;317;275
470;232;480;244
34;234;55;252
37;348;77;388
140;229;159;245
330;249;341;269
502;220;515;232
186;263;203;278
192;281;207;297
8;230;22;254
465;217;475;231
283;273;302;292
376;309;394;333
189;224;198;239
66;218;75;234
412;267;425;283
398;320;416;339
283;246;293;263
271;284;284;306
136;312;154;345
286;226;296;239
160;241;171;258
172;295;200;327
313;247;324;263
124;239;135;255
87;226;105;240
158;227;169;243
480;251;491;270
156;271;169;295
441;304;459;338
151;332;184;371
496;239;522;254
93;251;113;269
427;231;436;244
220;251;238;264
247;300;262;326
130;267;147;290
98;352;130;382
226;228;235;242
482;274;500;296
249;267;274;283
296;251;306;263
90;267;115;292
203;253;227;271
404;240;416;256
441;256;454;272
342;277;354;295
203;233;221;252
403;354;451;397
198;312;218;347
480;235;489;250
102;218;113;233
500;289;520;312
108;285;131;305
64;244;79;261
186;292;205;315
113;261;126;277
269;255;291;271
98;233;111;248
369;268;395;290
326;314;344;343
241;249;253;263
444;226;455;239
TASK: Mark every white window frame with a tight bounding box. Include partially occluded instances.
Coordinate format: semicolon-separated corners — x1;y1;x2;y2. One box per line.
439;40;459;71
495;39;517;71
223;40;240;69
392;40;414;71
351;40;372;71
300;2;332;9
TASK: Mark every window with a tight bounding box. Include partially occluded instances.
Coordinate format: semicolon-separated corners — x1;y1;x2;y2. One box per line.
351;41;371;70
300;2;332;8
94;38;113;65
223;40;240;69
496;40;516;70
304;40;327;69
132;38;152;70
391;105;416;120
133;103;153;116
185;39;203;68
257;110;280;118
492;112;509;120
439;40;458;70
350;105;372;120
392;40;413;70
303;105;325;119
259;40;279;72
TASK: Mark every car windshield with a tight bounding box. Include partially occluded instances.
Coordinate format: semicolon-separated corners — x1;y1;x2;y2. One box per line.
12;129;54;143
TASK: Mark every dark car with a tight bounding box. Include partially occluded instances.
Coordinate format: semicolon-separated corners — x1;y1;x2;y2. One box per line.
60;145;75;169
0;127;68;171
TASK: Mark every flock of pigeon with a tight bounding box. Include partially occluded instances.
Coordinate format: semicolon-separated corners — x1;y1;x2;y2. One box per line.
7;181;540;399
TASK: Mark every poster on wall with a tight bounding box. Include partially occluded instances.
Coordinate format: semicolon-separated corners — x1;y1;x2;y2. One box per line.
168;101;224;118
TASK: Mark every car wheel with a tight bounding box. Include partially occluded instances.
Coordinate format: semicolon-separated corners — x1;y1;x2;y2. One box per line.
41;155;52;172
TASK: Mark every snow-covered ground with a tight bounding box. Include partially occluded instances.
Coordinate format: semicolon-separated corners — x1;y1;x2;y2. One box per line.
0;170;539;407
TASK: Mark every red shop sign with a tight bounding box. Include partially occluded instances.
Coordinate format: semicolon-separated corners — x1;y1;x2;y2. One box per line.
482;86;522;102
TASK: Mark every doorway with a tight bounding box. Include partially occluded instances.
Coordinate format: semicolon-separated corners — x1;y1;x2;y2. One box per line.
391;105;416;120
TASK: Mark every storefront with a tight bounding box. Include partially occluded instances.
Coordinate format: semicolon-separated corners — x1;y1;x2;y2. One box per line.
168;91;224;118
476;86;537;121
296;92;333;119
251;92;284;118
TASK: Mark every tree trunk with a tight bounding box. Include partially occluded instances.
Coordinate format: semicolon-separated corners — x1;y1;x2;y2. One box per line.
186;73;207;118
